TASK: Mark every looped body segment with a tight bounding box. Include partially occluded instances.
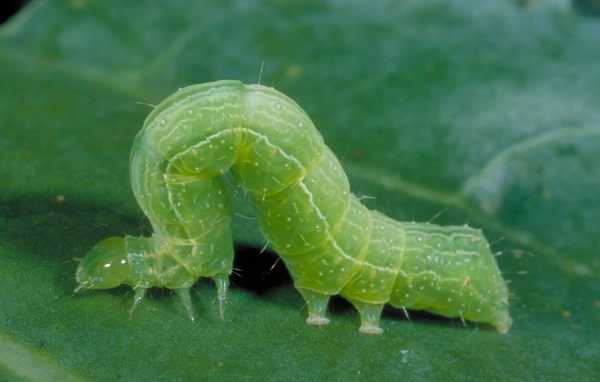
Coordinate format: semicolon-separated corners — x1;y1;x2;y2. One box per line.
76;80;511;334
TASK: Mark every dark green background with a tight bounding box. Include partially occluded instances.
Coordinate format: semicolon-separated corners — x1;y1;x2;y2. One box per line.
1;0;598;381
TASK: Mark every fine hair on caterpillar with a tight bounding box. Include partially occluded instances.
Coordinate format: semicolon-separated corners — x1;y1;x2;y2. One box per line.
76;80;512;335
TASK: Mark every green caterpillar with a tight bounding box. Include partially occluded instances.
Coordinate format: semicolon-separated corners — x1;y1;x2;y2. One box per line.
76;80;512;334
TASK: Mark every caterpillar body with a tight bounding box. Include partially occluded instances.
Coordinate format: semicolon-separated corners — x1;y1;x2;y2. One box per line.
76;80;512;334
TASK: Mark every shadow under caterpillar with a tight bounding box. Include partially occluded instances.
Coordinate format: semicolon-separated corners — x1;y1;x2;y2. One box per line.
76;80;512;334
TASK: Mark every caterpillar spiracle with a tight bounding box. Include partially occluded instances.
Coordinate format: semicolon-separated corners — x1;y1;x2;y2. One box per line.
76;80;512;334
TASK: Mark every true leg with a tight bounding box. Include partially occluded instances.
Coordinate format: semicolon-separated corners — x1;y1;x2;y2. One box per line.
176;288;194;321
214;274;230;319
128;287;147;316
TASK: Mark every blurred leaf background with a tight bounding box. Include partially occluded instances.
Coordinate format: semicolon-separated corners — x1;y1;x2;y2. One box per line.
1;0;599;381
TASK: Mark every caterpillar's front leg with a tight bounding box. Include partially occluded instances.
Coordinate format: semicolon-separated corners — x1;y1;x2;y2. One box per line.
157;172;235;320
128;287;147;316
128;287;196;322
213;274;230;319
126;278;228;322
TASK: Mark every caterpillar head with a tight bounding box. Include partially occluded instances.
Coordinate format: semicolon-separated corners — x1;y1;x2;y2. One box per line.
76;237;130;290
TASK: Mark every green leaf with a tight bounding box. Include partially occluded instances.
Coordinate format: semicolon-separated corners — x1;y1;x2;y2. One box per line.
1;0;598;380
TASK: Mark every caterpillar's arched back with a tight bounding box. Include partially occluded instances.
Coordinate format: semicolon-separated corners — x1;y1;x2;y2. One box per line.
76;80;512;334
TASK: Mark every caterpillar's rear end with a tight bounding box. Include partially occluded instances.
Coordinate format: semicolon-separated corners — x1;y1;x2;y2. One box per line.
332;213;511;334
390;223;511;333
